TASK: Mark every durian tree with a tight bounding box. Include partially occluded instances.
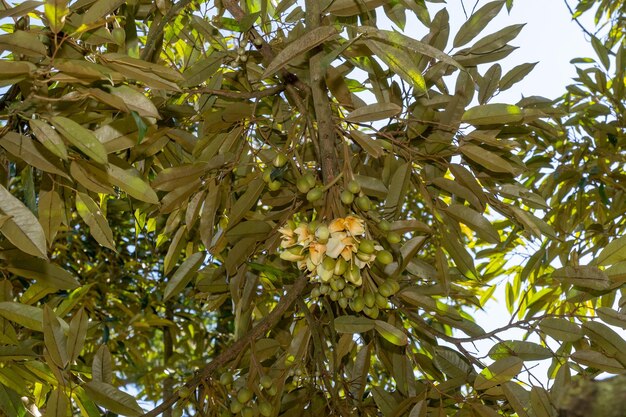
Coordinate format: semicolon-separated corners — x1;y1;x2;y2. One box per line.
0;0;624;416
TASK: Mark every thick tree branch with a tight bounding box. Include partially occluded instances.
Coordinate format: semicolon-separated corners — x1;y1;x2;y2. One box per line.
141;274;309;417
305;0;341;216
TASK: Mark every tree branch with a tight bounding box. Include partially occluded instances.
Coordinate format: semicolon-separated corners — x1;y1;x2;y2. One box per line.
140;274;309;417
305;0;341;215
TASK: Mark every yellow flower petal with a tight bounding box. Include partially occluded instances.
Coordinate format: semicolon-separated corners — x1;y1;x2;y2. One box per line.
344;215;365;236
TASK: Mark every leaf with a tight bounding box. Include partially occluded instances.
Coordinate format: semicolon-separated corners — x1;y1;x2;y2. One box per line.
0;60;35;83
358;27;463;70
43;305;68;369
374;320;408;346
570;350;625;373
6;258;79;290
106;160;159;204
83;380;143;417
462;103;523;125
75;192;116;251
67;308;88;363
596;307;626;330
263;26;338;78
328;0;386;16
38;187;63;244
384;162;411;217
488;340;552;361
366;40;427;94
69;160;115;195
0;31;47;57
50;117;108;164
502;382;530;417
582;321;626;367
499;62;538;91
530;387;555;417
453;0;505;48
108;85;160;119
334;316;375;333
349;130;384;158
434;347;472;378
0;184;47;259
474;357;523;390
44;0;68;34
460;144;521;174
443;203;500;243
552;265;611;290
0;302;44;332
163;252;205;301
539;318;582;342
92;345;113;384
471;403;501;417
228;178;265;227
346;103;402;123
478;64;502;104
597;234;626;266
471;24;525;54
46;389;70;417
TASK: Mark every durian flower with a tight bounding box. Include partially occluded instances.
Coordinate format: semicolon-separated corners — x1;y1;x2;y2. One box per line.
294;223;314;247
344;215;366;236
326;231;359;260
278;226;297;248
308;241;327;266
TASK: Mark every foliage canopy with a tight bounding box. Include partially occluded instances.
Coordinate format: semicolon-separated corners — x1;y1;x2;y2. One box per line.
0;0;624;416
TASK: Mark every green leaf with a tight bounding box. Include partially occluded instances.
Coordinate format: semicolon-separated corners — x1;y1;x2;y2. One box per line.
106;159;159;204
44;0;68;34
474;357;523;390
334;316;375;333
358;27;463;70
462;103;523;125
488;340;552;361
596;307;626;330
0;184;47;259
46;389;70;417
67;308;88;363
453;0;505;48
471;24;525;54
366;40;427;94
75;192;116;251
163;252;205;301
444;203;500;244
328;0;386;16
50;117;108;164
552;265;611;290
374;320;408;346
539;318;582;342
6;258;79;290
263;26;338;78
92;345;113;384
570;350;625;373
28;119;68;161
43;305;69;369
349;130;384;158
0;302;44;332
499;62;538;91
0;133;68;178
83;380;143;417
345;103;402;123
597;234;626;266
460;144;521;174
582;321;626;367
0;31;47;57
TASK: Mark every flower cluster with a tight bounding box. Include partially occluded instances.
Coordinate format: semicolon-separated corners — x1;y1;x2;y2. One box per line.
278;215;382;286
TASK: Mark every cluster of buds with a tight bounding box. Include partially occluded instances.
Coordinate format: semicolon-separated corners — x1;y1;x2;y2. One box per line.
278;215;388;286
